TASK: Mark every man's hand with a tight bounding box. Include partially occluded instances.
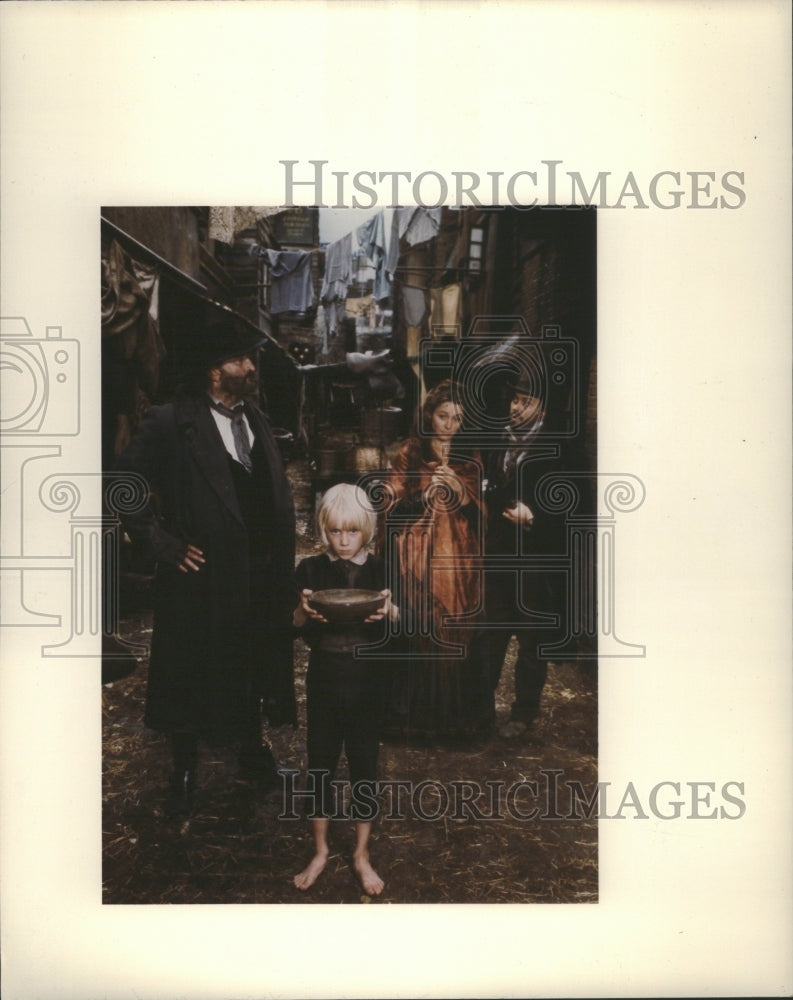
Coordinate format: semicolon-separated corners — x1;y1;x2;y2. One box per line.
178;544;206;573
503;501;534;527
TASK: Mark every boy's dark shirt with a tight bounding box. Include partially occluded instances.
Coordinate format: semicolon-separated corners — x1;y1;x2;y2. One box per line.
295;552;387;655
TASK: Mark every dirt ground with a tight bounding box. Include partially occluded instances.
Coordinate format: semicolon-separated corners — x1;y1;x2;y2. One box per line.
102;457;598;905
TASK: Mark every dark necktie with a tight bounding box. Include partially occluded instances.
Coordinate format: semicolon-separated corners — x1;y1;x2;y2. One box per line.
211;400;252;471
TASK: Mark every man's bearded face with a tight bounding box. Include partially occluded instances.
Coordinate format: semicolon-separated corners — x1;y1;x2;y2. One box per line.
216;355;258;400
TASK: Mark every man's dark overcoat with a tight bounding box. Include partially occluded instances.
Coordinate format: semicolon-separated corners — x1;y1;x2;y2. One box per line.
117;392;297;742
483;429;567;644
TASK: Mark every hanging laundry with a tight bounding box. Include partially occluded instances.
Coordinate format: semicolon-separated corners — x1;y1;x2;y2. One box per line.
316;302;328;354
320;233;353;338
321;232;353;296
386;207;443;276
263;248;315;314
401;285;428;327
429;283;462;339
356;211;390;302
386;207;411;277
405;206;442;246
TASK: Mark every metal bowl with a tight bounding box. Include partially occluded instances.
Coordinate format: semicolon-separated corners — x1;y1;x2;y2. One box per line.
307;588;384;623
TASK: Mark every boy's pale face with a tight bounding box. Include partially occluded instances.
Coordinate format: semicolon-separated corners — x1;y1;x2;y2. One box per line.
327;522;365;561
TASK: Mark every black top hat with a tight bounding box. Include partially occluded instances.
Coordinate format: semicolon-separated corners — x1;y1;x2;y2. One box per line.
186;314;267;374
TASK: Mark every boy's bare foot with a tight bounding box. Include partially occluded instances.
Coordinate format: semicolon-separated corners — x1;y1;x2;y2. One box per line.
353;851;384;896
293;850;328;891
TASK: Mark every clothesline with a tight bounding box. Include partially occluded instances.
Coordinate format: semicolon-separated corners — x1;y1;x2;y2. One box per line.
257;208;464;344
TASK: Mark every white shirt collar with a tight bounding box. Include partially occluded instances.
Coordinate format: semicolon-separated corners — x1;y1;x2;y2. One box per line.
208;393;244;412
327;549;369;565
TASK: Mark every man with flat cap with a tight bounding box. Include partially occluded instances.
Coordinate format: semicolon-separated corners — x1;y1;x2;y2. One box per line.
116;311;297;817
479;373;565;738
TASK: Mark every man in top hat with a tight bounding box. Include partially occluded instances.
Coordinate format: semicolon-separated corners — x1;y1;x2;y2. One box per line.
479;373;565;738
116;311;297;816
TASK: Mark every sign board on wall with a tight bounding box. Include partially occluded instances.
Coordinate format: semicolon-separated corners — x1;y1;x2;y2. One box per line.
272;207;318;246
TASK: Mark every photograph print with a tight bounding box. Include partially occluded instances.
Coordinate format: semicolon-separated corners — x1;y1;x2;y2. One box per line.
101;203;598;904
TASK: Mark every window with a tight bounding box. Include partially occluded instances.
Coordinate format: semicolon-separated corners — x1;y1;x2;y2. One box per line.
468;225;484;273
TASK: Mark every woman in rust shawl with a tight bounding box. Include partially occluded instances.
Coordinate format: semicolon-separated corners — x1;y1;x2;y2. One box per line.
384;380;487;740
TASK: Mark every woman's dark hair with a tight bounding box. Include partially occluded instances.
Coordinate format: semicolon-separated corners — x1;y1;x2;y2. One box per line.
405;379;463;463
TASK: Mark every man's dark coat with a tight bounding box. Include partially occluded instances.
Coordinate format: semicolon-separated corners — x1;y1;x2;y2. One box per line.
483;427;567;633
116;393;297;742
